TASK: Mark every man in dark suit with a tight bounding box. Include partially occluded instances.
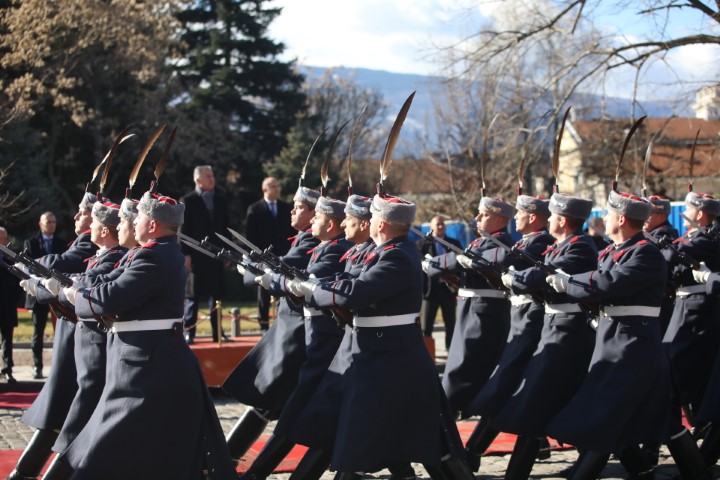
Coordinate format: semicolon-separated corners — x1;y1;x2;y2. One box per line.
23;211;67;379
417;215;461;350
0;226;23;384
180;165;231;343
245;177;293;331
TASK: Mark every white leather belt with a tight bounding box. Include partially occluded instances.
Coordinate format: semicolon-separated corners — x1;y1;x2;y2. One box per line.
545;303;583;314
458;288;507;299
303;306;324;317
600;306;660;317
110;319;182;333
509;294;534;306
353;313;418;328
676;285;706;296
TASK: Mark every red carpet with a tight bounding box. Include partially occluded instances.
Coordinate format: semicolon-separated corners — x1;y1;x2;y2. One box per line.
0;392;38;409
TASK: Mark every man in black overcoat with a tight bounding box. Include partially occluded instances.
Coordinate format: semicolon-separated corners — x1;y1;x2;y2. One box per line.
180;165;231;343
245;177;293;331
0;226;22;384
23;211;67;378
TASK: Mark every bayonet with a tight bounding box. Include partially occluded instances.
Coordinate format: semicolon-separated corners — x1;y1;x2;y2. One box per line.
228;227;263;255
681;213;720;242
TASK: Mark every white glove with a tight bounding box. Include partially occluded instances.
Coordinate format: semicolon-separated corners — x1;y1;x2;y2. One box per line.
421;259;430;273
236;263;246;276
693;261;711;284
20;278;38;296
288;278;317;300
501;267;515;289
43;277;61;296
457;254;474;270
255;269;274;290
545;269;570;293
62;286;78;305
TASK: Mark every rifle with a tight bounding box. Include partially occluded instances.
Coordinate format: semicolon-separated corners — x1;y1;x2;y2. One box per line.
644;233;700;270
477;229;600;318
0;243;74;287
179;233;264;276
0;253;78;322
681;213;720;242
410;226;509;293
226;228;355;327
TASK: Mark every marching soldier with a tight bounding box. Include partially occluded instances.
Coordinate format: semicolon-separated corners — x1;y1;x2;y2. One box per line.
662;193;720;426
7;192;99;480
63;191;236;480
40;199;137;479
223;186;321;464
285;194;376;480
424;197;515;417
545;192;671;480
299;193;466;479
691;266;720;469
462;195;554;471
490;192;598;480
238;195;352;480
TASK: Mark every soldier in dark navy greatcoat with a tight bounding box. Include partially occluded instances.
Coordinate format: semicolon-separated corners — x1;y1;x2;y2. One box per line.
462;195;554;471
39;200;136;480
222;186;321;465
61;191;236;480
545;191;672;480
237;195;352;480
298;194;473;480
490;192;598;480
424;196;515;418
7;192;99;480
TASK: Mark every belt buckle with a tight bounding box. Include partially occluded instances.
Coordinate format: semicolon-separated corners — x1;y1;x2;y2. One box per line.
172;322;183;336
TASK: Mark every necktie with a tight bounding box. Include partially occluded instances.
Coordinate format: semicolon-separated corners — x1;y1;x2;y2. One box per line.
270;202;277;218
45;238;53;253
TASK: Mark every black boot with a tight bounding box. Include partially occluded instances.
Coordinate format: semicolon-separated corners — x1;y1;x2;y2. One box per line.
39;455;74;480
537;437;552;461
667;429;711;480
333;472;362;480
439;457;476;480
700;423;720;467
640;443;661;468
226;408;272;465
464;417;500;472
238;434;294;480
424;463;449;480
388;462;416;480
289;448;331;480
5;429;58;480
566;451;610;480
504;436;541;480
616;445;654;480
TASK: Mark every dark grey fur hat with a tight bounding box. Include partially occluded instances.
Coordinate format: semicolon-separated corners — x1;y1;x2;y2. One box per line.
371;194;416;224
607;191;651;221
549;193;593;220
91;201;122;227
120;198;139;221
138;192;185;226
645;195;671;215
80;192;99;212
478;197;515;219
516;195;550;216
293;186;321;207
344;194;372;220
316;196;347;220
685;191;720;217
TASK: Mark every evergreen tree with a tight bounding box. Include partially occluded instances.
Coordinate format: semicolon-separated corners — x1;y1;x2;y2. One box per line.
174;0;306;170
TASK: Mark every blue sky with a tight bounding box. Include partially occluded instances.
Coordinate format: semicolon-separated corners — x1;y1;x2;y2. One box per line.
268;0;719;102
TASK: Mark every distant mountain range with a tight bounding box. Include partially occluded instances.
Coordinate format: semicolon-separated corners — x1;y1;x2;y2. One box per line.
300;65;694;154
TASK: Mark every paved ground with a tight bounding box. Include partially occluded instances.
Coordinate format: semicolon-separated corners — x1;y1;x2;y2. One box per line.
0;331;716;479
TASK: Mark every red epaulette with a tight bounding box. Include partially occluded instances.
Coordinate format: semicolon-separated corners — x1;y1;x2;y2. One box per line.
383;244;397;251
612;240;648;262
569;236;580;243
339;246;355;262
